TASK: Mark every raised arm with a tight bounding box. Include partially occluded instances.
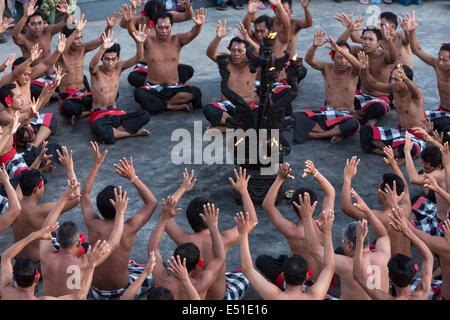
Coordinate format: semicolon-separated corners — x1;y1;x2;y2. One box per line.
114;157;157;233
243;0;259;33
0;44;41;86
30;34;66;79
46;0;72;36
358;51;391;93
89;30;116;75
119;25;148;71
11;0;38;47
206;20;230;62
54;145;81;212
304;29;328;71
167;255;201;300
80;142;108;227
270;0;290;44
171;0;194;23
353;219;393;300
84;12;120;53
303;160;335;213
404;132;426;185
120;251;156;300
383;146;411;208
406;11;436;67
1;223;58;294
389;206;433;299
295;0;313;29
395;63;422;100
328;35;360;73
381;26;397;65
423;173;450;207
178;8;206;47
0;54;15;74
341;156;366;220
334;13;363;44
0;17;14;35
0;165;21;234
236;211;282;300
262;163;297;238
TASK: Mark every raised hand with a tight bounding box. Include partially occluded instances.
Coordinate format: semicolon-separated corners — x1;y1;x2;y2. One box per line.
326;35;341;53
101;30;118;49
29;96;40;118
53;66;67;88
113;157;136;180
107;12;121;28
404;131;413;154
388;206;409;234
423;173;440;192
89;141;108;167
0;18;15;34
193;8;206;26
234;211;251;236
161;196;181;219
87;240;112;267
442;219;450;245
56;146;74;171
56;0;70;15
30;43;43;62
248;0;260;14
302;160;318;177
292;192;318;220
357;50;369;69
133;24;150;43
25;0;38;17
235;22;250;42
313;29;328;47
167;255;189;280
0;164;10;184
200;203;219;229
441;142;450;168
356;219;368;241
63;178;81;201
36;222;59;240
121;4;135;24
381;180;404;209
144;251;157;276
130;0;146;9
216;20;231;39
334;13;353;29
76;13;87;32
109;186;128;216
278;162;295;180
405;10;421;32
421;118;434;135
315;209;334;234
432;130;445;145
56;34;67;53
300;0;310;8
352;16;365;32
229;167;251;193
351;188;371;217
180;168;197;192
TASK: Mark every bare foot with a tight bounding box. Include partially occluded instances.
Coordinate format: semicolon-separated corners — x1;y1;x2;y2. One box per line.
331;136;343;144
367;119;378;127
70;115;77;125
136;128;151;137
168;104;191;112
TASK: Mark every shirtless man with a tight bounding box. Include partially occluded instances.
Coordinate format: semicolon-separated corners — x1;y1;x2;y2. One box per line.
81;142;158;300
148;196;226;300
297;30;360;144
338;24;396;126
358;52;426;160
0;164;21;230
122;0;195;87
203;20;259;132
88;28;150;145
285;0;313;59
164;167;257;300
257;161;334;286
11;146;79;265
39;179;125;297
12;0;72;97
405;11;450;133
133;8;204;114
342;154;412;258
58;13;120;124
0;223;111;300
336;11;412;68
237;200;335;300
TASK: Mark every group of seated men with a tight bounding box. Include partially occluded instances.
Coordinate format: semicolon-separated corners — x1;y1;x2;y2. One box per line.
0;0;449;300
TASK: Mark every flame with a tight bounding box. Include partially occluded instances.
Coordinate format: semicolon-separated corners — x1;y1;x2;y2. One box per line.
235;137;244;146
269;67;275;71
268;32;277;39
293;54;298;61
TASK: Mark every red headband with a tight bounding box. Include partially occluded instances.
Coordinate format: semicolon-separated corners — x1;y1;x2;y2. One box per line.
5;95;13;104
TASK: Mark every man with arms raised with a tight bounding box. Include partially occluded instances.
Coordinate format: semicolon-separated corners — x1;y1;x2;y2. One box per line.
294;30;360;144
133;8;204;114
88;28;150;144
81;142;158;299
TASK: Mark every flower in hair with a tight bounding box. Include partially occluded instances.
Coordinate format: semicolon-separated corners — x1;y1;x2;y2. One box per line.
5;95;13;104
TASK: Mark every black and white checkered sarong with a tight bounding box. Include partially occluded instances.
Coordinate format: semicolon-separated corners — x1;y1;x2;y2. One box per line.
224;271;250;300
410;277;444;300
412;197;446;237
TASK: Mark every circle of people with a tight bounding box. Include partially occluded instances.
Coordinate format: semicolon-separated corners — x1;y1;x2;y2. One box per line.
0;0;449;300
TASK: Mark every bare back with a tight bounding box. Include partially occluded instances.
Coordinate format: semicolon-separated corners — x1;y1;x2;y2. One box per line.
374;209;411;257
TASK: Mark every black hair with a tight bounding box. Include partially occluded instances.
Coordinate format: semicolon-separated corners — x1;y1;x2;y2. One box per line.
392;64;414;81
282;254;308;286
144;0;165;23
281;0;293;9
362;27;382;41
147;286;174;300
343;221;370;248
0;83;16;107
380;12;398;29
380;173;404;196
440;43;450;54
173;243;200;272
388;254;416;288
229;37;250;49
291;188;318;217
103;43;121;58
186;197;209;233
254;15;273;31
13;257;37;288
336;40;350;51
11;56;28;71
57;221;81;249
26;9;47;25
96;185;117;220
19;169;43;196
421;146;443;168
61;25;76;38
155;11;173;26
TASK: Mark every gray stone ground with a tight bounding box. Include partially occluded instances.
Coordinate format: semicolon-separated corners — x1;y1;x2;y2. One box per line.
0;0;449;300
